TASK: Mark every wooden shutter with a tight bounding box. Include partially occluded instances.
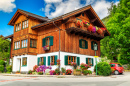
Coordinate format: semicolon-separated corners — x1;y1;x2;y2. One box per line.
37;57;40;66
50;36;53;46
91;41;94;50
92;58;94;66
44;57;46;66
48;56;50;66
42;38;46;47
85;41;88;49
86;58;88;64
55;55;57;65
65;55;68;65
79;39;82;48
77;57;80;66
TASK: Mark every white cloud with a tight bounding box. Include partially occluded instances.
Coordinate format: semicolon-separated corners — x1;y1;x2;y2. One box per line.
0;0;16;13
44;0;62;3
43;0;119;19
92;1;111;19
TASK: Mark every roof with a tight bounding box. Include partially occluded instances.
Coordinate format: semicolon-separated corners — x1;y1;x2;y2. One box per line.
31;5;110;36
3;34;13;39
32;5;91;29
8;9;50;26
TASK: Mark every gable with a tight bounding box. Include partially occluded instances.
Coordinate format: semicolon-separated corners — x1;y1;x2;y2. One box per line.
15;15;28;25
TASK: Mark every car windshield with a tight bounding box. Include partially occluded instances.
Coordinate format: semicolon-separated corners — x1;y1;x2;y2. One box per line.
118;64;122;67
110;64;115;67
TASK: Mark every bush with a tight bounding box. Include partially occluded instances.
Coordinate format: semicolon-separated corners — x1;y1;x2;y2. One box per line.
6;65;12;72
0;65;4;72
0;60;5;65
28;70;33;74
83;70;92;75
94;62;112;76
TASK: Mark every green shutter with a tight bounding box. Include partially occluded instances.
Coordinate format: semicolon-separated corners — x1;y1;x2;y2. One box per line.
55;55;57;65
71;56;73;62
77;57;80;66
86;58;88;64
30;40;32;47
91;41;94;50
92;58;94;66
44;57;46;66
37;57;40;66
65;55;68;65
79;39;82;48
42;38;46;47
48;56;50;66
50;36;53;46
85;41;88;49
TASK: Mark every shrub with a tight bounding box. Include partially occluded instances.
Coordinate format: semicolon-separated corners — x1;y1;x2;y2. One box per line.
49;70;56;75
83;70;92;75
61;67;66;73
0;65;4;72
28;70;33;74
0;60;5;65
6;65;12;72
38;72;43;75
94;62;112;76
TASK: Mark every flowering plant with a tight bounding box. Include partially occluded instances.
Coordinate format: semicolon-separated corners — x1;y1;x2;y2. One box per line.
36;65;52;74
66;69;72;75
71;62;77;69
49;70;56;75
56;59;61;65
50;62;54;65
43;45;50;51
80;63;91;69
55;68;60;75
33;65;38;72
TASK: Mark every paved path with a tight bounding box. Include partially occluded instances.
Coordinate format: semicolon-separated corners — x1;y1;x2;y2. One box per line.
0;72;130;86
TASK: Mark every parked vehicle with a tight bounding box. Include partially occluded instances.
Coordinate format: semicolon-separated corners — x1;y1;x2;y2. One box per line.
110;63;124;75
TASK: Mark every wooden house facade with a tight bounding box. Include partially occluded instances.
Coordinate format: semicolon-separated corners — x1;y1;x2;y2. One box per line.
6;5;110;73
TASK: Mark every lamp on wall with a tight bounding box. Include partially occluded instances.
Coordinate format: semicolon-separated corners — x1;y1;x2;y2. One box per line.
94;43;98;75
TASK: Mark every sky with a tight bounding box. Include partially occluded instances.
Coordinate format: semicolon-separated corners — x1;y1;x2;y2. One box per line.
0;0;119;37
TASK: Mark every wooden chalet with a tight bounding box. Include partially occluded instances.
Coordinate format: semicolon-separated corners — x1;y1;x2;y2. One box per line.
5;5;110;73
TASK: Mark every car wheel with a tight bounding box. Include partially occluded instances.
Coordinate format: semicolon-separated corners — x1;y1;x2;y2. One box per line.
114;70;119;75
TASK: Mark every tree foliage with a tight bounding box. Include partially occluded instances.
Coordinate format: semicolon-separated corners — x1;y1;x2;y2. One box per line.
101;0;130;64
0;38;10;60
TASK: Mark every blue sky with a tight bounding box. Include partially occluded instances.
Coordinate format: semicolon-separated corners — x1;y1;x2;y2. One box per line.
0;0;119;37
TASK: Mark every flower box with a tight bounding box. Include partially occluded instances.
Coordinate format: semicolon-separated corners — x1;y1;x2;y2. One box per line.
43;45;50;51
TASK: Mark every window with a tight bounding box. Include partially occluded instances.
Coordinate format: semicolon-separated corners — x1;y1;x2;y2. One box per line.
65;56;80;66
42;36;53;47
110;64;115;67
37;57;46;66
48;55;57;65
117;64;122;67
79;39;88;49
21;39;28;48
86;58;94;66
14;41;20;49
91;41;98;50
22;20;28;29
22;57;27;66
15;23;21;32
30;39;37;48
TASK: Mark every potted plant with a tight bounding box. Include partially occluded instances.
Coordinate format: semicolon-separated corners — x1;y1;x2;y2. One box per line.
83;70;92;75
80;63;91;71
66;69;72;75
74;69;81;76
61;67;66;75
32;65;38;75
16;71;20;74
55;68;60;75
56;59;61;66
38;72;43;75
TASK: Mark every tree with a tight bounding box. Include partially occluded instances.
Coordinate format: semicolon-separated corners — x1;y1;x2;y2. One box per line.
0;38;10;60
101;0;130;64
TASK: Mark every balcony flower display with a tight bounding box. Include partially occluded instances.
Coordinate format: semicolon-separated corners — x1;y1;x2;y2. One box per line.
92;26;96;33
43;45;50;51
88;25;93;32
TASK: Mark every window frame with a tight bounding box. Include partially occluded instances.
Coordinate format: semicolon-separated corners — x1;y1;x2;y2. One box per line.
51;56;55;64
68;56;76;65
14;41;20;50
79;39;88;49
30;39;37;48
21;39;28;48
86;58;94;66
22;57;27;66
91;41;98;50
22;20;28;29
15;22;21;32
